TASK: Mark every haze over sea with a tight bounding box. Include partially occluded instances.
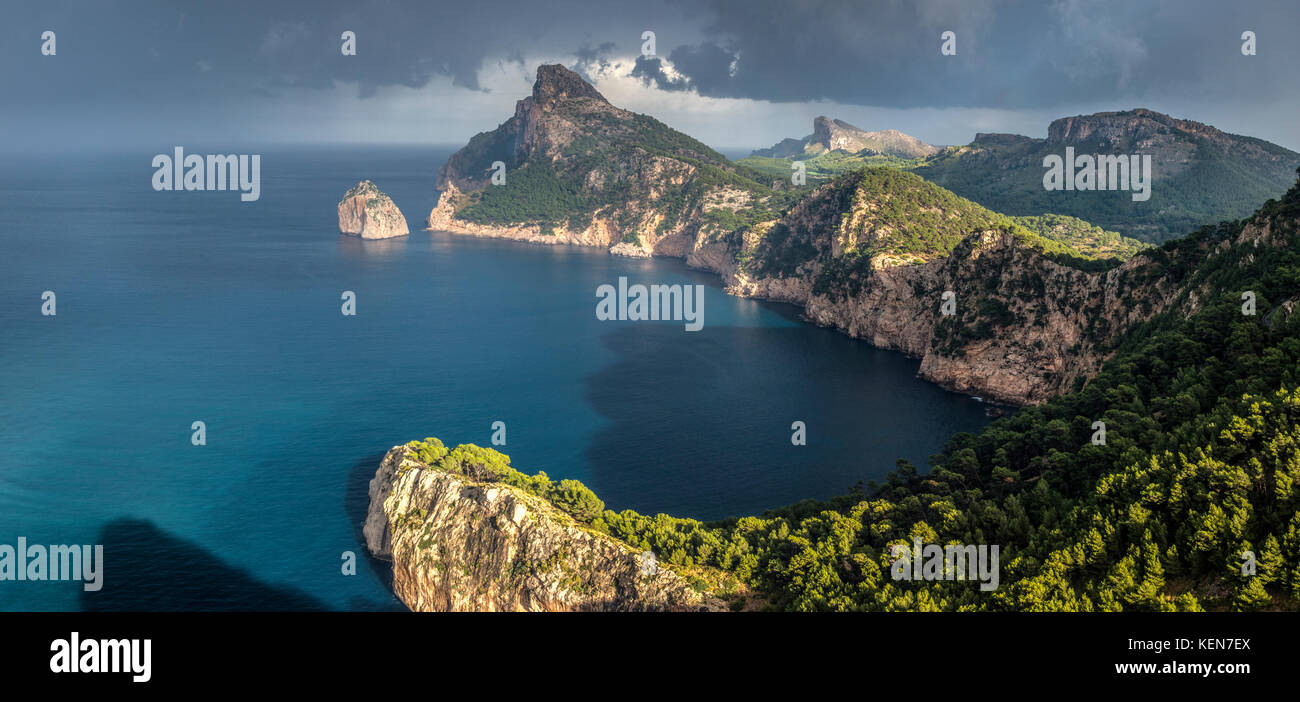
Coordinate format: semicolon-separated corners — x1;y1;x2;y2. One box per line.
0;145;990;610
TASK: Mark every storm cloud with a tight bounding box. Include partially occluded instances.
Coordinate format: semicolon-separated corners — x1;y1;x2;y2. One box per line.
3;0;1297;150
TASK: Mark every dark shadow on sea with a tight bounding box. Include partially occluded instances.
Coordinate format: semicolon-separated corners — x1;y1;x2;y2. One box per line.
80;519;330;611
345;453;405;610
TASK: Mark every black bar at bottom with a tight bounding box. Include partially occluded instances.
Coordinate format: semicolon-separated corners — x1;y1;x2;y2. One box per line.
0;612;1289;690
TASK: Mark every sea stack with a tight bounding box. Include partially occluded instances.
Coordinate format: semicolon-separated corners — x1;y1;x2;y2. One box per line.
338;180;409;239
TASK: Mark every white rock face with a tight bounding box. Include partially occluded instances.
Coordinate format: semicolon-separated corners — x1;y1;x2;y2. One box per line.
365;445;726;612
338;180;409;239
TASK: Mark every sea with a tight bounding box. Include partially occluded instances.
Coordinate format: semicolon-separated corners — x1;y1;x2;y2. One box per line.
0;145;992;610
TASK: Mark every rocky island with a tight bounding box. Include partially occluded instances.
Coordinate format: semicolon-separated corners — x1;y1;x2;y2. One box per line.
338;180;409;239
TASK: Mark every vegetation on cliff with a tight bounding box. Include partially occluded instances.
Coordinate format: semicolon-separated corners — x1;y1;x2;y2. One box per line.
738;150;926;183
407;439;606;523
747;167;1138;292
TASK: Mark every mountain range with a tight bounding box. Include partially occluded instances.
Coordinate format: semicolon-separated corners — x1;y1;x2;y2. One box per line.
915;109;1300;241
741;109;1300;243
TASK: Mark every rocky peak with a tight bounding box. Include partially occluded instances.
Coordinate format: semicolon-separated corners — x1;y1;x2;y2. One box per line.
812;116;868;152
530;64;607;108
343;179;381;198
1046;108;1220;146
754;117;937;158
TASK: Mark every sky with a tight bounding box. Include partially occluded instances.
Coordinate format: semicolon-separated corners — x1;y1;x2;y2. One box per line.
4;0;1299;153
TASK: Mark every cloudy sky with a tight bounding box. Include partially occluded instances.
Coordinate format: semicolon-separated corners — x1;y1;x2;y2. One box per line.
4;0;1299;153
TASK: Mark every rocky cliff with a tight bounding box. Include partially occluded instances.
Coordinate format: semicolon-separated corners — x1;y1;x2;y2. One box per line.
364;442;725;612
427;64;787;258
753;116;938;159
710;168;1230;405
338;180;409;239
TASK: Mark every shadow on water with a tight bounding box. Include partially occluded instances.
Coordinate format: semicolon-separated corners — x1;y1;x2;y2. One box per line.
583;322;992;522
80;518;329;611
344;453;402;607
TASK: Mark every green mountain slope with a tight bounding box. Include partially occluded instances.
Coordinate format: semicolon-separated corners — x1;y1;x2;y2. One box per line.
430;64;796;248
738;167;1139;278
913;109;1300;242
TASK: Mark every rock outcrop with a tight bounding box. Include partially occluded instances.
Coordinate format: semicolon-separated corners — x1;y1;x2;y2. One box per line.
338;180;409;239
752;116;939;159
427;64;774;258
364;444;725;612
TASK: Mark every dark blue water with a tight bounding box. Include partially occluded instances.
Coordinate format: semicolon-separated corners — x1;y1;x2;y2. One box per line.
0;145;991;610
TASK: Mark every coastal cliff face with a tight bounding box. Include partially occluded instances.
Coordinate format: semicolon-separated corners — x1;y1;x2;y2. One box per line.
338;180;409;239
364;444;724;612
715;170;1226;405
422;65;1245;407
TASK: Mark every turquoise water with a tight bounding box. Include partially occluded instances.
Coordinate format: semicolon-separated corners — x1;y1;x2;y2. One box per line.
0;146;991;610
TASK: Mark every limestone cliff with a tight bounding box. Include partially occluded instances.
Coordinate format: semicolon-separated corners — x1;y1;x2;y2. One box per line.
338;180;409;239
716;169;1226;405
752;116;938;159
364;444;725;612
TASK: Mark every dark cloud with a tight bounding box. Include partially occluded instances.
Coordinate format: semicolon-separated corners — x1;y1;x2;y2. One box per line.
629;55;691;91
663;43;735;94
659;0;1300;109
3;0;1297;148
4;0;677;103
573;42;618;83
